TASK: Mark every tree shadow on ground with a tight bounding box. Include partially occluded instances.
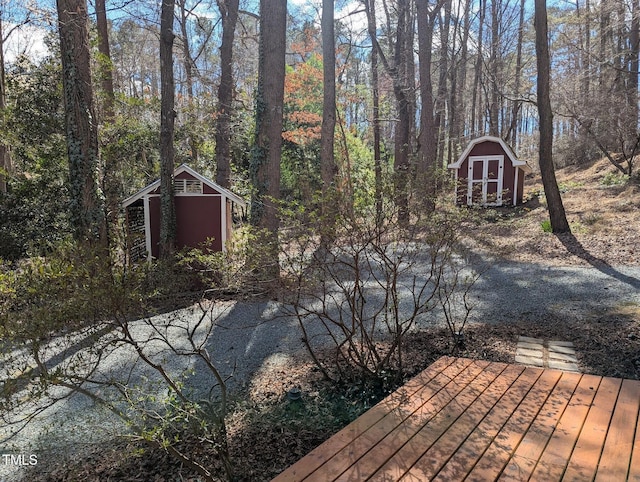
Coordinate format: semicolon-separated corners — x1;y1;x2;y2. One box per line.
555;232;640;289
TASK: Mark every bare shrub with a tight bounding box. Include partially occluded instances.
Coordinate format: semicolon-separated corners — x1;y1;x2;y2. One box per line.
280;197;477;391
0;246;234;481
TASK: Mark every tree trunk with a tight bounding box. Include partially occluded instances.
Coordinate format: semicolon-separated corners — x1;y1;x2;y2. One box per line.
251;0;286;250
630;0;639;127
447;0;463;162
95;0;114;120
215;0;239;189
369;0;412;223
320;0;337;196
0;17;10;195
159;0;177;258
453;0;470;152
435;0;451;168
95;0;119;249
535;0;570;234
416;0;442;208
406;4;417;157
57;0;106;246
178;0;199;164
393;0;411;225
366;0;383;226
507;0;525;147
584;0;591;101
472;0;486;136
488;0;500;137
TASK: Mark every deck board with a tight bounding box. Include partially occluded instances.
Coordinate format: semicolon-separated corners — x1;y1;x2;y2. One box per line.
465;369;573;481
562;376;620;481
273;357;640;482
400;363;520;481
305;359;487;482
363;360;501;481
527;373;600;481
499;374;588;480
594;378;640;482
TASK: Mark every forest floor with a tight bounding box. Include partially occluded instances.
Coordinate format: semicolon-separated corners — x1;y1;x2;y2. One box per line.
463;156;640;266
21;157;640;482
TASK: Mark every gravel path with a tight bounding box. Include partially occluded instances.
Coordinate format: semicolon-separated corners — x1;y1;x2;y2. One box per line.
468;261;640;324
2;260;639;481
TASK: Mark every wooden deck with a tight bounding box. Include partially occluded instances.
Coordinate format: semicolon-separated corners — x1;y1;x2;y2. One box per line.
273;356;640;481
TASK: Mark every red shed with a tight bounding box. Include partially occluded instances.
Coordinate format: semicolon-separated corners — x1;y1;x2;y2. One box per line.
122;164;246;262
448;136;531;207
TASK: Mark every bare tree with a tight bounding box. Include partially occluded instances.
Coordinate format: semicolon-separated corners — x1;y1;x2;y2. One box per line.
95;0;114;120
95;0;120;249
471;0;486;136
364;0;413;225
0;1;33;194
364;0;383;225
630;0;639;129
159;0;177;258
215;0;240;189
535;0;570;233
281;201;475;386
320;0;337;197
177;0;202;164
506;0;526;146
0;16;9;194
416;0;443;208
56;0;106;246
250;0;286;233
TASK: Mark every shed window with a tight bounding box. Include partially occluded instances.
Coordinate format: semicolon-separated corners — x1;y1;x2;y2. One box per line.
175;178;202;194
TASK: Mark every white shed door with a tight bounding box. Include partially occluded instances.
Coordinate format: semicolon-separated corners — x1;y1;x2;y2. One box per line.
467;156;504;206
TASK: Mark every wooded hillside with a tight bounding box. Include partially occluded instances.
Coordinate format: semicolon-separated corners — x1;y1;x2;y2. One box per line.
0;0;637;258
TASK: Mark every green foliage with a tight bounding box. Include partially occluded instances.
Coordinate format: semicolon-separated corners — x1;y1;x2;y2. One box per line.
177;225;282;295
340;128;377;213
600;171;629;186
0;174;72;260
0;239;233;480
281;140;321;202
0;242;142;339
4;56;66;172
101;116;161;202
0;55;72;260
558;180;584;192
541;219;553;232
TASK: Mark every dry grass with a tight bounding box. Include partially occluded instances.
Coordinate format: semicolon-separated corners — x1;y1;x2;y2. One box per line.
464;157;640;266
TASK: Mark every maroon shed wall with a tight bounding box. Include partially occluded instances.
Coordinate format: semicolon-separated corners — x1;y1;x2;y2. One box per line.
123;165;246;261
147;171;226;257
148;195;223;257
516;170;525;204
175;196;223;252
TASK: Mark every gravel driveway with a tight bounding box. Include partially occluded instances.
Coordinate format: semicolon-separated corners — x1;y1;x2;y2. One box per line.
2;259;639;481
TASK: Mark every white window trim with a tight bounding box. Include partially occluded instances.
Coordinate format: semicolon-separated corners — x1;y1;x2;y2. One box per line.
174;178;203;194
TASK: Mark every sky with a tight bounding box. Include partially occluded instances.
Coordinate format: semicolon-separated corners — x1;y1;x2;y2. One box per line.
3;23;49;63
2;0;387;66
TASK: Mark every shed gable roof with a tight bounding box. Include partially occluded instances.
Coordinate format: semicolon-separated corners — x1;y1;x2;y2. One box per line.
448;135;531;172
122;164;247;208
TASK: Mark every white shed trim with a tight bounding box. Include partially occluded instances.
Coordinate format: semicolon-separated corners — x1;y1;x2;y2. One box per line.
143;195;152;262
448;135;531;172
122;164;247;209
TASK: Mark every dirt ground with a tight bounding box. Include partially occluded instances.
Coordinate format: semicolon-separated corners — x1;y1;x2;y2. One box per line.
465;157;640;266
24;158;640;481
